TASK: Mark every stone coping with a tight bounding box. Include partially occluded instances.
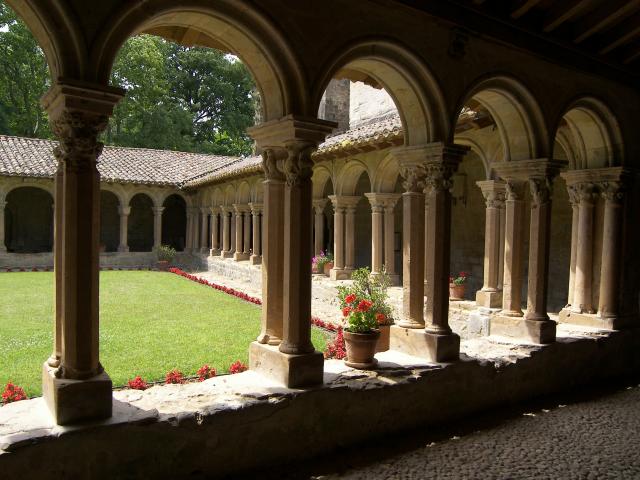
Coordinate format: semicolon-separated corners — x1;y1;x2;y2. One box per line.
1;324;638;478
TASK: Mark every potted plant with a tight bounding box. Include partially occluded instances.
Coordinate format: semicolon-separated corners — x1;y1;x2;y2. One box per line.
156;244;177;271
312;250;334;276
341;293;380;369
449;271;469;300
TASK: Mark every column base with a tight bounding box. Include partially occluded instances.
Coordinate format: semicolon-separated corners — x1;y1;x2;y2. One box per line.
200;247;209;254
490;315;556;344
250;254;262;265
249;342;324;388
558;308;631;330
221;250;234;259
117;246;129;253
389;325;460;362
42;363;112;425
475;289;503;309
329;267;353;280
209;248;221;256
468;307;500;336
233;252;250;261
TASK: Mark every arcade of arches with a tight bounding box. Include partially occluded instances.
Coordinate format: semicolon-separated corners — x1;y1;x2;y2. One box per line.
0;1;639;477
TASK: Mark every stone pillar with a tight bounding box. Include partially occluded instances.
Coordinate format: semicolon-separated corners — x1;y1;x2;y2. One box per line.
383;195;401;285
566;187;579;306
597;179;627;322
41;81;123;425
248;116;335;388
243;207;251;255
0;198;5;252
424;195;429;291
249;203;263;265
118;205;130;253
313;198;327;255
47;166;63;368
192;207;200;251
498;203;506;291
344;202;357;271
185;209;193;252
491;160;566;344
475;181;506;308
221;207;233;258
571;183;596;314
200;208;209;253
153;206;164;250
365;194;384;275
233;205;249;261
329;196;345;275
209;207;220;256
328;196;359;279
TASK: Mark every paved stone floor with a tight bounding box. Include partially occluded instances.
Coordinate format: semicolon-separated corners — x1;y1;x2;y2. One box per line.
250;382;640;480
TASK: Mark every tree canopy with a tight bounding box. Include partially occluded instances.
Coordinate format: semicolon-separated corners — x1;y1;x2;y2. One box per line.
0;3;257;156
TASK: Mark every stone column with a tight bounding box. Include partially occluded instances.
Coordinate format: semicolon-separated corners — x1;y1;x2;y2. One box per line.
475;181;506;308
153;206;164;250
200;208;209;253
571;183;596;314
243;206;251;255
500;180;526;317
233;205;249;261
498;203;506;291
192;207;200;251
344;202;358;271
383;195;401;285
424;195;429;290
313;199;327;255
365;193;384;275
47;166;63;368
41;81;123;425
329;196;345;276
248;116;335;388
249;203;262;265
0;198;6;252
117;205;130;252
221;207;233;258
209;207;220;256
328;196;359;279
185;209;192;252
566;187;579;307
597;179;627;322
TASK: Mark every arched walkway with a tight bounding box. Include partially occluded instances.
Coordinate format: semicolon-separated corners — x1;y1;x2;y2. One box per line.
162;194;186;251
128;194;154;252
4;187;53;253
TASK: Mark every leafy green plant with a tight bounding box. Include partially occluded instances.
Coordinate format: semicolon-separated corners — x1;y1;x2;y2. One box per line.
336;267;393;326
341;294;378;333
312;250;333;272
156;244;177;262
449;271;469;285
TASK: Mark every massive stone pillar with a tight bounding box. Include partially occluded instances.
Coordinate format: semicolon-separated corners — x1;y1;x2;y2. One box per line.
200;208;209;253
491;160;566;344
248;115;335;388
41;81;123;425
153;206;164;250
365;194;384;275
249;203;262;265
313;198;327;256
117;205;130;252
0;198;6;252
221;207;233;258
383;195;401;285
233;205;249;261
475;180;506;308
209;207;220;256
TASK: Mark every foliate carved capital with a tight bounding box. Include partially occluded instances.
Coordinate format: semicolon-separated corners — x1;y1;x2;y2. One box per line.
284;141;316;187
505;181;526;201
570;182;598;204
484;190;505;209
599;180;628;204
399;164;425;193
423;162;457;196
51;110;108;172
261;147;286;181
528;177;553;206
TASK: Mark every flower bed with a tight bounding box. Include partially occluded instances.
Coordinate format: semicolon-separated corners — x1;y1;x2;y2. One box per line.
169;267;262;305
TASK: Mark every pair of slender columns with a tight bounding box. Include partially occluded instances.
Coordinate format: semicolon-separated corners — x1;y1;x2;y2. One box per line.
328;195;360;279
364;193;401;277
475;181;506;308
220;207;233;258
312;198;328;255
185;207;200;252
199;208;209;253
0;199;6;252
233;205;251;261
209;207;220;255
249;203;263;264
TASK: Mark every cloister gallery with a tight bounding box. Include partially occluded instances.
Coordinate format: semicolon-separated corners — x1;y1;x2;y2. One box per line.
0;0;639;478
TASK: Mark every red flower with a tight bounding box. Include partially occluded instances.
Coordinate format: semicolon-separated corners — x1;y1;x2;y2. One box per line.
1;382;28;404
342;306;352;317
197;364;217;381
127;376;149;390
165;369;185;384
375;313;386;324
345;293;357;304
357;299;373;312
229;360;248;374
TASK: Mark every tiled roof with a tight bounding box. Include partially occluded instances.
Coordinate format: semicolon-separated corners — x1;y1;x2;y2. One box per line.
0;114;405;188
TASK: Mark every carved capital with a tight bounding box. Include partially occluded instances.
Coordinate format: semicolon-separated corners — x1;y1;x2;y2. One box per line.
571;182;598;204
283;141;316;187
423;161;457;196
261;147;286;181
399;164;425;193
599;180;628;204
505;181;526;201
528;177;553;206
51;110;108;172
484;190;505;209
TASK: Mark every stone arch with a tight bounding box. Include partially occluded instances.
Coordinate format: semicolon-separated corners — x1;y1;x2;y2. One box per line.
91;2;307;120
251;178;264;203
552;97;623;170
452;74;548;162
335;159;372;195
451;137;493;180
312;165;334;198
237;181;251;204
162;193;187;251
100;190;120;253
125;187;162;208
313;38;448;145
100;184;127;209
371;153;400;193
159;190;189;209
211;187;224;207
4;186;53;253
223;184;236;206
128;193;154;252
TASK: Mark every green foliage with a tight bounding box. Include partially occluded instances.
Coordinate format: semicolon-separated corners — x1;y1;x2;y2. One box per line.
336;267;394;325
312;250;333;272
156;244;177;262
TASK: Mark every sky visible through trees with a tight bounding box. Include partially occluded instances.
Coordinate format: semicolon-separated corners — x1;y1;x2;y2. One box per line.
0;2;257;156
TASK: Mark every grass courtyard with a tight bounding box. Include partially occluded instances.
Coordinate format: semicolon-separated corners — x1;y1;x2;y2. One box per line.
0;271;328;397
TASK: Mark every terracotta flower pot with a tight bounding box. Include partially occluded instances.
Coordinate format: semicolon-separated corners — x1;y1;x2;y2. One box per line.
449;283;465;300
323;261;334;276
344;330;380;369
157;260;170;271
376;324;391;352
312;264;321;274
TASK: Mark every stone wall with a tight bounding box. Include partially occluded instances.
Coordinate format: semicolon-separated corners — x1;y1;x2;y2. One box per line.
318;79;350;133
349;81;397;129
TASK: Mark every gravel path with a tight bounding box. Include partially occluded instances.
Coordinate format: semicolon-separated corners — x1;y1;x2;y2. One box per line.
251;383;640;480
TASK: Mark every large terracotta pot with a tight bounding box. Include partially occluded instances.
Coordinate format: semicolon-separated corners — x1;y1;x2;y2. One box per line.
323;261;334;276
376;324;391;352
344;330;380;369
157;260;170;271
449;283;466;300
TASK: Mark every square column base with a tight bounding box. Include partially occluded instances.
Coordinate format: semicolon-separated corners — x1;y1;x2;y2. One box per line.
558;308;630;330
329;268;353;281
389;325;460;363
233;252;249;261
468;307;500;336
42;363;112;425
249;342;324;388
475;289;503;309
490;315;556;344
209;248;221;256
250;254;262;265
221;250;234;259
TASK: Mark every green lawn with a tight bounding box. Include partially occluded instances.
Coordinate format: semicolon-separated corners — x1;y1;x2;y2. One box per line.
0;271;327;397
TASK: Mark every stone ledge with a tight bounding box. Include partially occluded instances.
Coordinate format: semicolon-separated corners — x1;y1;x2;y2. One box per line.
2;329;639;479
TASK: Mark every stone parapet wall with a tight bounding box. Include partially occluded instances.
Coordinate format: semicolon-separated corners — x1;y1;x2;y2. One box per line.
205;256;262;285
0;252;166;269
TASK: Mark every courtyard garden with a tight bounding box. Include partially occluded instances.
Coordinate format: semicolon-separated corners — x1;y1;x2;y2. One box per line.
0;270;328;397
